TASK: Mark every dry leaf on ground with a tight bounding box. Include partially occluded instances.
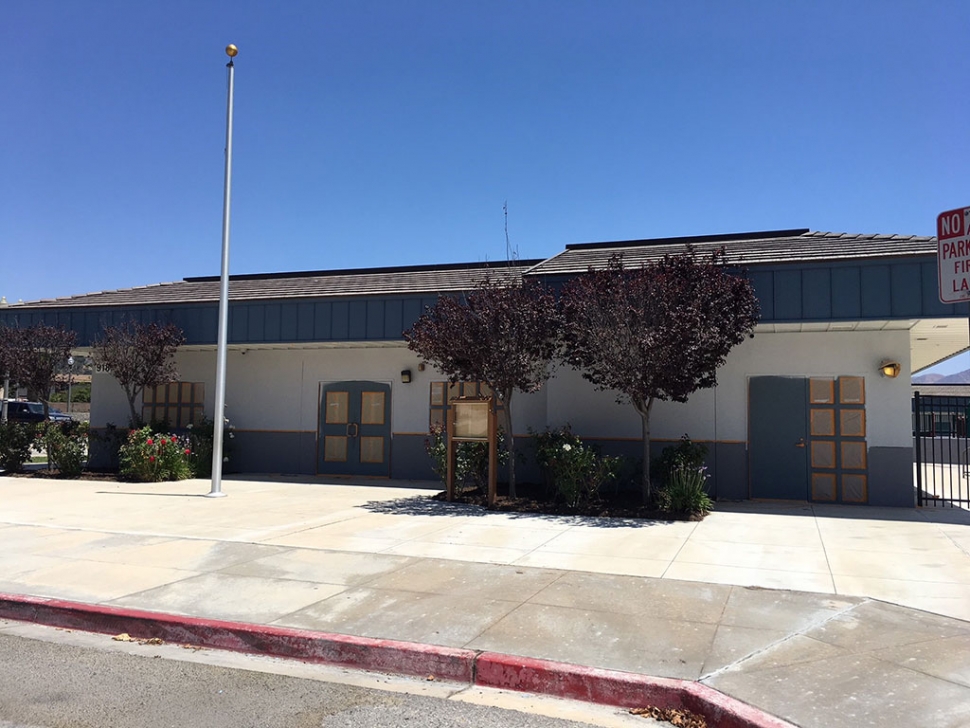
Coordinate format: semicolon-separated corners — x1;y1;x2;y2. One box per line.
629;706;707;728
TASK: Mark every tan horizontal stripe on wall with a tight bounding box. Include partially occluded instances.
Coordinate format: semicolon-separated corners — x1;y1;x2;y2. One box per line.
87;427;746;446
232;429;315;435
575;436;747;445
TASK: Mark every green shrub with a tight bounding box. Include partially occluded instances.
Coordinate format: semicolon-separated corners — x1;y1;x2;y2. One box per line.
37;421;89;478
663;465;713;515
49;383;91;403
425;424;508;493
184;415;234;478
533;426;621;507
119;426;192;482
654;434;708;487
0;421;36;472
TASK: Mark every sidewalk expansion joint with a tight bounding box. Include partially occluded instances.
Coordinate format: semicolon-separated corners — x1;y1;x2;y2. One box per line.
698;598;868;683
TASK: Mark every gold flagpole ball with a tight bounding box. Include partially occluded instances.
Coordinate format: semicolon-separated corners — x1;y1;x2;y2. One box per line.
226;44;238;57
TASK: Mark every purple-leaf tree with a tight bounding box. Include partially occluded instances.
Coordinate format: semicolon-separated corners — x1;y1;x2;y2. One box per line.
0;323;77;417
92;321;185;426
404;277;561;498
560;248;760;503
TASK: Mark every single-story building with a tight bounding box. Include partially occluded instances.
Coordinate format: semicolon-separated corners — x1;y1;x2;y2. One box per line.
3;228;966;507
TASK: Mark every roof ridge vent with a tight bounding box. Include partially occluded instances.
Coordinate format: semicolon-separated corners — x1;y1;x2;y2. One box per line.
564;228;811;251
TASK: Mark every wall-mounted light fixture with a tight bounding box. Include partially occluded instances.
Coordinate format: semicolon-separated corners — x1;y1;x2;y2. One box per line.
417;362;426;372
401;369;412;384
879;360;901;378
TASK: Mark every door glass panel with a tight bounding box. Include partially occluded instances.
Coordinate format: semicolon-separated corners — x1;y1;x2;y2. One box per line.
360;436;384;464
809;378;835;404
429;408;444;429
430;382;445;406
841;441;867;470
810;409;835;436
812;473;836;501
360;392;385;425
324;435;347;462
325;391;349;424
811;441;836;468
839;377;865;404
842;474;867;502
447;383;460;402
840;410;866;437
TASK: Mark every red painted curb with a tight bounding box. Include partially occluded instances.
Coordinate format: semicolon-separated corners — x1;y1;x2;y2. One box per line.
475;653;796;728
0;593;475;682
0;593;795;728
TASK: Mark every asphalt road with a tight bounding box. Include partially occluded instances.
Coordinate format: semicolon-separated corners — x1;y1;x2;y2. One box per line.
0;624;654;728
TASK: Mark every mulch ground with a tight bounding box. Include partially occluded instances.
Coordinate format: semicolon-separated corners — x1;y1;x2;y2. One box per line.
431;481;706;521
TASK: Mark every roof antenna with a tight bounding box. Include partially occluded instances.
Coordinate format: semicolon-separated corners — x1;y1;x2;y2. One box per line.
504;201;518;265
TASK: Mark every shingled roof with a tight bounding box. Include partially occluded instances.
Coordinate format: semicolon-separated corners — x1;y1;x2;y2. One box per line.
8;260;542;309
525;229;937;276
4;228;940;310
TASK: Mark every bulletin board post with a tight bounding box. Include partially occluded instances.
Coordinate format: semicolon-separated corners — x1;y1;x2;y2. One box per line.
446;397;498;506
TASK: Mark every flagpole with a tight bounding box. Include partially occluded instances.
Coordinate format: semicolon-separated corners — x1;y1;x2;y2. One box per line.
207;43;238;498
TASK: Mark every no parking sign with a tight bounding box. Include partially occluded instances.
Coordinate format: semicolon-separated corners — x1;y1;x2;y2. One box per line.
937;206;970;303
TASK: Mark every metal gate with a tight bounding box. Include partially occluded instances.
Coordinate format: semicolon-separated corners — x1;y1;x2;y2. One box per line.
913;392;970;507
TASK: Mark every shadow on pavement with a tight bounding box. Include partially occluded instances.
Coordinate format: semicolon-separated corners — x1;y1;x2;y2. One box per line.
360;494;676;529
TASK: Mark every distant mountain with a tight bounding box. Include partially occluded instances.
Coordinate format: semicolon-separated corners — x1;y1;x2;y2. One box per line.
913;369;970;384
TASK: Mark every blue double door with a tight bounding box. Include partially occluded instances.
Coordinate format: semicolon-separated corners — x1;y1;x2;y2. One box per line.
318;381;391;477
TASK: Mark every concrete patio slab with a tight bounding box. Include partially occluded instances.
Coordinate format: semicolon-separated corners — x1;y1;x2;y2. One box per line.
275;587;521;646
3;474;970;728
365;559;563;602
223;548;416;586
526;571;732;624
467;601;721;680
513;550;671;578
708;649;970;728
13;559;197;602
108;572;345;623
662;561;838;593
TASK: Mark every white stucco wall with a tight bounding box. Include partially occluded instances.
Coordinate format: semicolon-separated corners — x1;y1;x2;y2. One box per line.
90;371;137;427
545;329;912;449
91;345;548;436
89;328;912;451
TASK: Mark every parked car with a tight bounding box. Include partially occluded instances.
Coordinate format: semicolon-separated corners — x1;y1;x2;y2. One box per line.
3;401;72;423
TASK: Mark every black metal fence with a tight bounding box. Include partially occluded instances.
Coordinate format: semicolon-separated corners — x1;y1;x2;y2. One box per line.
913;392;970;508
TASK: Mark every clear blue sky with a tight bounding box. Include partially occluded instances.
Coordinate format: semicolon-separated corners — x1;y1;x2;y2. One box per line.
2;1;968;308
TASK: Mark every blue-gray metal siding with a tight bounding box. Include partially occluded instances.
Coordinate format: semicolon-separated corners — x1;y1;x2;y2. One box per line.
3;256;969;345
0;295;442;347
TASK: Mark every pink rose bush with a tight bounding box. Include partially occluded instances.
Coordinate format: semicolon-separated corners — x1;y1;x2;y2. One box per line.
118;426;192;482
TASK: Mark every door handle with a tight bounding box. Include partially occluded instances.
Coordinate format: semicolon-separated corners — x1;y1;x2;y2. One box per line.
347;423;359;438
795;438;806;448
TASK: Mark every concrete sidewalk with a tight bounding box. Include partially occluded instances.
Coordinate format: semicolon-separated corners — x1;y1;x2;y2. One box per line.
2;475;970;727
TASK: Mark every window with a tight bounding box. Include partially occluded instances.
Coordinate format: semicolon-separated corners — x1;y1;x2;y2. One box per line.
142;382;204;428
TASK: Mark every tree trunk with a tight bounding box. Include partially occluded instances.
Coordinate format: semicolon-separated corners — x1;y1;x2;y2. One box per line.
125;388;140;428
501;389;516;498
635;398;655;505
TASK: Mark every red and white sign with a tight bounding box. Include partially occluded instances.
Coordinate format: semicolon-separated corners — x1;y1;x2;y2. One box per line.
937;206;970;303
